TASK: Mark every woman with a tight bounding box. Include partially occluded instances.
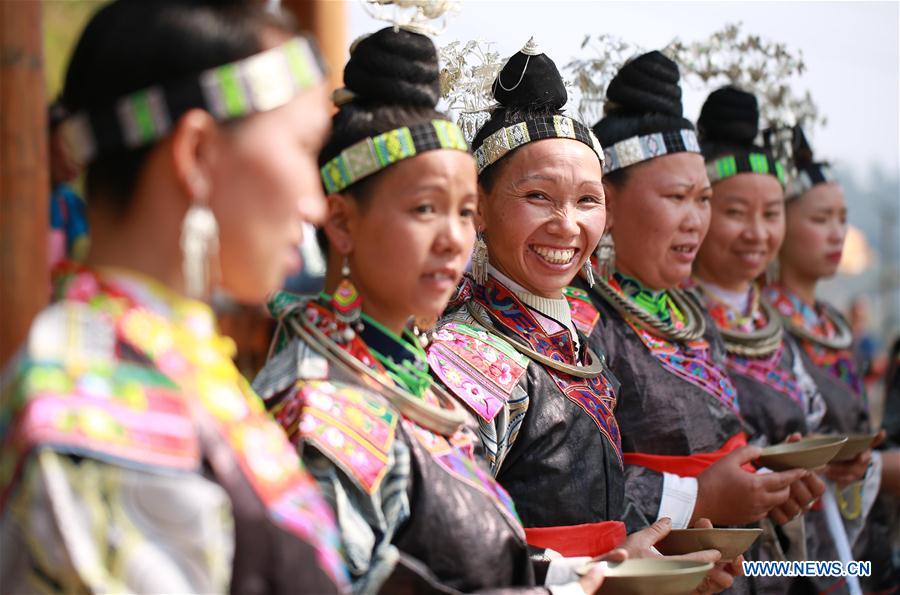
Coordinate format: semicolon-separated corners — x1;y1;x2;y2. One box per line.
0;1;345;593
764;125;897;594
692;86;837;594
428;40;733;593
251;27;607;595
565;54;816;589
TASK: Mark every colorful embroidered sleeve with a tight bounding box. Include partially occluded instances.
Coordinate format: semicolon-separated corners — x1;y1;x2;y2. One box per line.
1;443;234;593
303;426;412;595
256;346;414;595
428;310;530;474
0;310;234;592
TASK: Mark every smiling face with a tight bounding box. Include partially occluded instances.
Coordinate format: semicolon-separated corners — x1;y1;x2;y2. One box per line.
325;149;478;331
605;152;711;290
478;139;606;298
695;172;785;291
779;182;848;283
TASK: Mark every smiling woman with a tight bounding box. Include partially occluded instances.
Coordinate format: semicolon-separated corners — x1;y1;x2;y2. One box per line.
429;38;687;568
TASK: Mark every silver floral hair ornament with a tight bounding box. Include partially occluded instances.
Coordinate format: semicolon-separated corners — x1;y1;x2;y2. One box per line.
361;0;460;37
438;38;505;142
565;33;646;127
665;22;824;130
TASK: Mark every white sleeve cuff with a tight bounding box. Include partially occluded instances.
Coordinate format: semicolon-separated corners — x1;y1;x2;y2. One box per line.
548;583;587;595
545;556;591;585
658;472;698;529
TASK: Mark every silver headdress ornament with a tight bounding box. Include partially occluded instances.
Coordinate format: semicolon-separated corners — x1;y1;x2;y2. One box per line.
438;38;505;142
565;34;646;126
667;23;827;196
361;0;460;37
666;22;824;130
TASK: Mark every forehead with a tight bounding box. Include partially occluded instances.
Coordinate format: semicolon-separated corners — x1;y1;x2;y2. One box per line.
794;182;846;211
370;149;477;191
629;152;708;188
503;138;603;179
713;173;784;202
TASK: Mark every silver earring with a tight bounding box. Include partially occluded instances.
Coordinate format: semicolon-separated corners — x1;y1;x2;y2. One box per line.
582;260;596;287
180;196;219;300
471;232;489;284
596;231;615;281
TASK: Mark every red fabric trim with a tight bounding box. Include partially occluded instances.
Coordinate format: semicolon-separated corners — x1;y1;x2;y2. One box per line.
623;432;755;477
524;521;626;557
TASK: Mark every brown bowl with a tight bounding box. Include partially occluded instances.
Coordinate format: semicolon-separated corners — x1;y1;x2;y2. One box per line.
758;436;848;471
578;559;714;595
655;528;763;560
830;432;879;462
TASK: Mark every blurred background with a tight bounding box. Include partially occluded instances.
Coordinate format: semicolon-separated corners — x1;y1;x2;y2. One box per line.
13;1;899;399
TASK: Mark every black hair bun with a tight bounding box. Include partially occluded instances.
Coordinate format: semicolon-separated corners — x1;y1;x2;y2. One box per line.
492;40;567;110
697;86;759;145
605;51;683;117
790;126;815;167
343;27;440;108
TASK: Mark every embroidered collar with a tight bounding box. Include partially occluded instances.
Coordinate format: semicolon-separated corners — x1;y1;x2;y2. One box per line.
55;262;233;358
474;274;581;365
765;284;838;340
487;264;580;351
610;271;685;327
358;312;432;398
697;280;766;334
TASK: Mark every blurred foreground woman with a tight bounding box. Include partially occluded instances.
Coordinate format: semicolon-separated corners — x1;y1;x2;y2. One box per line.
0;1;347;592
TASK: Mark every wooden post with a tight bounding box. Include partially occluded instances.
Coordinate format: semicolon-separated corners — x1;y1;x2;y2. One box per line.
282;0;347;92
1;1;48;366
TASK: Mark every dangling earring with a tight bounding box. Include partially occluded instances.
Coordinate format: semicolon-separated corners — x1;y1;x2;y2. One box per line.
180;180;219;300
332;257;363;341
471;231;489;285
582;259;596;287
596;231;615;281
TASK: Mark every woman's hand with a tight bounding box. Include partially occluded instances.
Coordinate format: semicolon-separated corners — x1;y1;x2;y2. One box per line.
764;435;826;525
693;445;809;525
768;472;825;525
824;430;885;489
614;518;674;559
689;518;743;594
577;560;608;595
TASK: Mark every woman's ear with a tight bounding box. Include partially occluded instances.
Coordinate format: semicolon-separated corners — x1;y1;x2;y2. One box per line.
475;185;489;232
602;180;616;233
168;109;220;205
323;193;357;256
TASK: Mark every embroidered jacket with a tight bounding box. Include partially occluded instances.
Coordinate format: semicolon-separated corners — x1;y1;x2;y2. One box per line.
430;275;633;534
696;282;855;595
763;285;896;594
568;277;746;521
252;293;542;595
0;267;346;594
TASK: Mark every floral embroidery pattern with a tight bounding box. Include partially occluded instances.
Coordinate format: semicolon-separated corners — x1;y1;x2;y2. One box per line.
273;380;397;494
472;277;622;463
764;285;863;396
30;266;347;586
